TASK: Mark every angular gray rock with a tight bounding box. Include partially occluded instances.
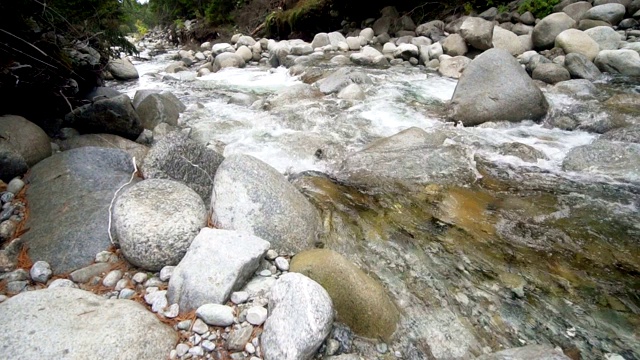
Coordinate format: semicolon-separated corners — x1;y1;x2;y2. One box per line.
460;17;495;50
442;34;468;56
136;93;181;129
594;49;640;76
211;154;322;254
438;56;471;79
0;140;28;182
318;68;373;95
0;288;177;359
492;26;525;56
0;115;51;167
564;52;603;80
261;273;334;360
113;179;207;271
532;12;577;50
107;57;139;80
311;33;330;49
22;147;137;274
449;48;549;126
141;132;224;203
167;228;270;311
338;127;476;189
64;94;143;140
477;345;571;360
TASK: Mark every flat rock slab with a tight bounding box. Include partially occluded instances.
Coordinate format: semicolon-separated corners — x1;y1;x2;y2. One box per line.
22;147;138;274
0;288;177;360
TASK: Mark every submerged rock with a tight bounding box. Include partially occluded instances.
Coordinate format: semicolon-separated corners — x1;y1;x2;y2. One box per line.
477;345;572;359
562;140;640;180
290;249;399;341
449;49;549;126
318;67;373;95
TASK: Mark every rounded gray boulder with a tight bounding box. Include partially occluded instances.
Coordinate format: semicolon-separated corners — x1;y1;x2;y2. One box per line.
0;115;51;167
449;48;549;126
114;179;207;271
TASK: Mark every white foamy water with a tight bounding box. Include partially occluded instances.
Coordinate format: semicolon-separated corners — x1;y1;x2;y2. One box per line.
117;60;603;179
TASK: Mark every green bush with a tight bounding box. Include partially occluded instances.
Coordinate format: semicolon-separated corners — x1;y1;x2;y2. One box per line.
518;0;561;18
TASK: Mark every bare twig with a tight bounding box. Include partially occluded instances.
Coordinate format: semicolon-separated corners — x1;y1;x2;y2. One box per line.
59;90;73;112
0;29;49;57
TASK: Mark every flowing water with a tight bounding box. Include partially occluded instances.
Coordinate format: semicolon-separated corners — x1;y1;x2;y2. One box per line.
114;52;639;359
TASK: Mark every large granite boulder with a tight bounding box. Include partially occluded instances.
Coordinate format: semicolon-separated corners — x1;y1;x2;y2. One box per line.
211;154;323;254
563;140;640;181
0;288;177;359
167;228;270;311
564;52;603;80
460;17;495;50
113;179;207;271
585;26;624;50
213;53;246;72
290;249;399;341
532;12;577;50
449;48;549;126
22;147;138;274
58;134;148;168
106;57;139;80
583;3;627;25
594;49;640;76
135;93;181;129
0;115;50;181
555;29;600;61
64;94;143;140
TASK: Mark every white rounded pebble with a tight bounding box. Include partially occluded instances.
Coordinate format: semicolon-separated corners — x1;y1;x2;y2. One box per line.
132;272;148;284
163;303;179;318
144;290;168;313
259;269;272;277
230;291;249;304
114;278;129;291
376;342;388;354
118;288;136;299
192;318;209;334
144;277;163;288
274;257;289;271
47;279;77;288
246;306;268;326
102;270;123;287
169;349;177;360
159;266;175;281
0;295;7;302
245;342;256;354
265;249;278;260
202;340;216;352
177;320;192;331
196;304;235;326
176;343;189;357
190;334;202;345
189;346;204;356
29;261;52;283
6;178;25;194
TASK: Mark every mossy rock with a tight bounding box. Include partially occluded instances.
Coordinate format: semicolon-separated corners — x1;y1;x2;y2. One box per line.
290;248;399;340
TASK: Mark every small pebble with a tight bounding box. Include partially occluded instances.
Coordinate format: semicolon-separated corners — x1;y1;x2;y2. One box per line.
6;178;25;194
176;343;189;357
196;304;235;326
164;303;180;318
265;249;278;260
144;276;163;288
48;279;77;289
192;318;209;334
102;270;123;288
325;339;340;356
159;266;174;281
246;306;268;326
376;342;388;354
95;251;117;263
274;257;289;271
0;206;14;222
0;295;7;302
245;342;256;354
114;278;129;291
190;333;202;345
6;280;28;293
169;349;178;360
177;320;192;331
1;192;14;204
230;291;249;304
259;269;272;277
118;288;136;299
201;340;216;352
2;269;29;282
189;346;204;357
29;261;52;283
132;272;148;284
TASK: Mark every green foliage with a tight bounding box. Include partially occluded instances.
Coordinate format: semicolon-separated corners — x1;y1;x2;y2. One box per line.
135;19;149;36
463;2;474;14
518;0;561;18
